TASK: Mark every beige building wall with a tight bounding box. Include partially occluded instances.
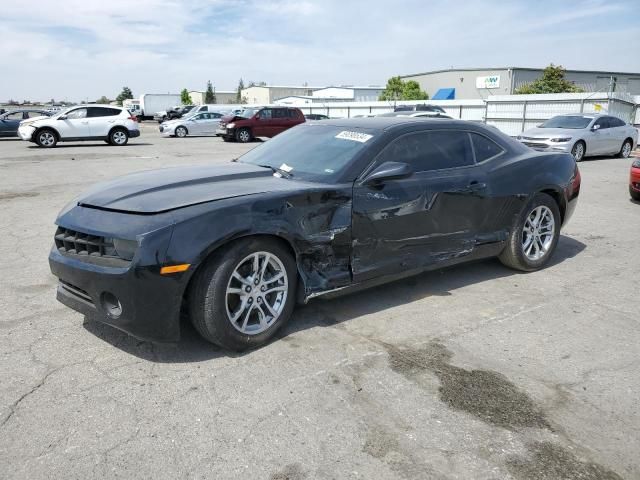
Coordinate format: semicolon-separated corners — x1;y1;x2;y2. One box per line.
241;86;318;104
189;91;206;105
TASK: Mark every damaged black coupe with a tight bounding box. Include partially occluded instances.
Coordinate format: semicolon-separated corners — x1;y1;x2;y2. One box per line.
50;118;580;350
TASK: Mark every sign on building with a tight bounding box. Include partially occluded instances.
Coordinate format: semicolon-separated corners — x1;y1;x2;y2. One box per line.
476;75;500;89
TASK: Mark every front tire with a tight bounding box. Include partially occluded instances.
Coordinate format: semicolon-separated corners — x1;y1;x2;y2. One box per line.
631;187;640;202
236;128;252;143
175;126;188;138
189;238;297;351
499;192;561;272
618;139;633;158
571;141;585;162
109;128;129;146
35;129;57;148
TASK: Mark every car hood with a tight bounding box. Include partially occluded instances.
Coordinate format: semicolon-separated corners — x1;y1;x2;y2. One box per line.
521;127;583;138
77;163;302;214
20;116;49;126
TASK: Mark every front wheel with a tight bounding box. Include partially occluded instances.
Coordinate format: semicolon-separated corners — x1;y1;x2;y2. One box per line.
175;126;188;138
499;193;561;272
618;139;633;158
236;128;252;143
571;141;585;162
189;238;297;351
35;129;57;148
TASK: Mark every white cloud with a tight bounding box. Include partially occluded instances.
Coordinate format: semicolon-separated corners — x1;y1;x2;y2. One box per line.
1;0;638;101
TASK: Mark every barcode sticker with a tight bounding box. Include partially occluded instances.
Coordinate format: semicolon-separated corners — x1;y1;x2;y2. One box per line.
335;131;373;143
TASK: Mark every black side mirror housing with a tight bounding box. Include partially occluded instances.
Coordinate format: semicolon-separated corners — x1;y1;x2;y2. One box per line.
58;115;67;120
363;161;413;186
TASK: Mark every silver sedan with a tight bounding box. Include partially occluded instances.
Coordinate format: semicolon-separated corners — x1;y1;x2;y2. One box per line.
517;114;638;161
159;112;224;137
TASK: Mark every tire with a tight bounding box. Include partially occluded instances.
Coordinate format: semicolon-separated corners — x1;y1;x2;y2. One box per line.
175;126;188;138
498;192;561;272
631;187;640;202
109;128;129;146
35;129;57;148
618;139;633;158
571;141;585;162
189;237;297;351
236;128;252;143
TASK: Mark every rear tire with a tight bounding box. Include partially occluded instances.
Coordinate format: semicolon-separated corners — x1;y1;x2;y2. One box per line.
236;128;252;143
499;192;561;272
189;237;297;351
571;141;585;162
35;129;57;148
109;128;129;146
618;139;633;158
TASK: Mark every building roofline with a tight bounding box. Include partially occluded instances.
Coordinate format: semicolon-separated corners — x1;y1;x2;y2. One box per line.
400;67;640;77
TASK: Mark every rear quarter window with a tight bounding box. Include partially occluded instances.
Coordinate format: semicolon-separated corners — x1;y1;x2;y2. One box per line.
88;107;121;118
470;133;504;162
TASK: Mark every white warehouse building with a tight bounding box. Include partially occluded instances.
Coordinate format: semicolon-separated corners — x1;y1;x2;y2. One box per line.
274;86;384;105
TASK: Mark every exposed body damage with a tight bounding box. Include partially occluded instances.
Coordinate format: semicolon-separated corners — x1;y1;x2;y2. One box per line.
49;117;580;343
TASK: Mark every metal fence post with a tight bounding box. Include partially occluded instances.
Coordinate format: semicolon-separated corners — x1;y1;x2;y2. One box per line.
521;101;528;133
580;98;584;113
459;105;463;119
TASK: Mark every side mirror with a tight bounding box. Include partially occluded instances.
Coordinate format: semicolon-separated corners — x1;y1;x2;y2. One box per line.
591;124;600;131
255;114;261;120
58;115;67;120
363;161;413;186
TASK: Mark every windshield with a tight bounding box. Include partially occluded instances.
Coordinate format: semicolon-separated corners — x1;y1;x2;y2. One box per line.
238;108;257;118
237;124;375;181
540;116;593;129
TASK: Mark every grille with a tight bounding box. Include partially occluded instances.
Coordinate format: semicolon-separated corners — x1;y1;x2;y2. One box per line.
522;136;549;141
54;227;116;258
524;142;549;149
59;280;94;305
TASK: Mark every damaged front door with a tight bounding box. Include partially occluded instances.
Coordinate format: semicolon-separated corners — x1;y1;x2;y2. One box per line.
351;129;488;283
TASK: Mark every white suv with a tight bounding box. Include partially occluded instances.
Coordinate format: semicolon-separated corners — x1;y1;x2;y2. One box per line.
18;105;140;148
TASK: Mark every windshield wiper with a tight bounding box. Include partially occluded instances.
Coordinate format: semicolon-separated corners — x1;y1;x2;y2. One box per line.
257;164;293;179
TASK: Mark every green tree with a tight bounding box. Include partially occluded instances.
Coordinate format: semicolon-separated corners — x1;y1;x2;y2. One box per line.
96;96;111;104
205;81;216;103
515;64;583;94
236;78;245;103
115;86;133;105
379;76;428;101
180;88;191;105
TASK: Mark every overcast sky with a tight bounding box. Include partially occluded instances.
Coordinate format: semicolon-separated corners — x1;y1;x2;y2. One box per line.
2;0;639;102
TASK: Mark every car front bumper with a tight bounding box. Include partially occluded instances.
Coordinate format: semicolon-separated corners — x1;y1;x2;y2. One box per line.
630;167;640;193
49;248;186;342
18;125;35;141
517;138;573;152
216;127;228;136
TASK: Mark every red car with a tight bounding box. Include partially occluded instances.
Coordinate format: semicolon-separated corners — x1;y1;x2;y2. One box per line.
217;106;305;143
630;159;640;201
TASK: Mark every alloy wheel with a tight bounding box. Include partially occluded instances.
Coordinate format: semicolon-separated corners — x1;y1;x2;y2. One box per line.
176;127;187;138
572;142;584;161
622;141;632;158
521;205;555;261
112;130;127;145
39;131;55;147
225;252;288;335
238;130;250;142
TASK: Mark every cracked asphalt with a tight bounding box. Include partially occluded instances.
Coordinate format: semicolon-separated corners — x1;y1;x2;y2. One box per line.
1;123;639;479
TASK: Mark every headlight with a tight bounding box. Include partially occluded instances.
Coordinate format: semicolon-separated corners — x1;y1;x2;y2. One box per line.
550;137;572;142
632;159;640;168
226;122;235;129
104;238;138;261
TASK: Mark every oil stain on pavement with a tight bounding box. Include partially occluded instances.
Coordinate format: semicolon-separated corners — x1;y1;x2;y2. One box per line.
383;341;623;480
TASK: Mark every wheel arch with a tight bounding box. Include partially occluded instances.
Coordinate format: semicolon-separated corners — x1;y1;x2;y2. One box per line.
108;125;128;137
34;125;60;141
180;233;302;316
539;187;566;223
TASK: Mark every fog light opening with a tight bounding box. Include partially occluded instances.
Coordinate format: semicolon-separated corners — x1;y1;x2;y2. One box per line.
101;292;123;318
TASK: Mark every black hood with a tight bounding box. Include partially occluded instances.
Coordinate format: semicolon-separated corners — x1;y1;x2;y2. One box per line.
77;163;299;214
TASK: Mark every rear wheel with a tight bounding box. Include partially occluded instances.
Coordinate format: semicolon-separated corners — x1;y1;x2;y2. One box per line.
236;128;252;143
618;139;633;158
109;128;129;146
499;193;561;272
175;126;188;138
571;141;585;162
189;238;297;350
631;187;640;201
35;129;57;148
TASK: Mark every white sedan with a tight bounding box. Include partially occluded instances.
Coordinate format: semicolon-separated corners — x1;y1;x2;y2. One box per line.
159;112;224;137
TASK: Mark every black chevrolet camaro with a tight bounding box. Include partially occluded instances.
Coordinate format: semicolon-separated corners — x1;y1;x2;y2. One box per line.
49;118;581;350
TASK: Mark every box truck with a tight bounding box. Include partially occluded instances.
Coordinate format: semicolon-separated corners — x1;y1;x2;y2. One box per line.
138;94;181;120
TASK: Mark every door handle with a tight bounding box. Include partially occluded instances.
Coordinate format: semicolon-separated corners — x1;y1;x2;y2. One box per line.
468;181;487;192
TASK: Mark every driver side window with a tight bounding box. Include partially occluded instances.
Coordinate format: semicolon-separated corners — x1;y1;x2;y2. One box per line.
594;117;609;129
66;108;87;120
259;109;272;120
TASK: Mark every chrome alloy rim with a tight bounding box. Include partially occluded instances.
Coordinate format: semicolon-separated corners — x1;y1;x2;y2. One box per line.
572;142;584;161
622;142;632;158
112;130;127;144
39;131;55;146
225;252;288;335
238;130;250;142
176;127;187;137
522;205;555;261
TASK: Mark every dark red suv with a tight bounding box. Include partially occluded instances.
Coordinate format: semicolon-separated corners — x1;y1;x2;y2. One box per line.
217;106;305;143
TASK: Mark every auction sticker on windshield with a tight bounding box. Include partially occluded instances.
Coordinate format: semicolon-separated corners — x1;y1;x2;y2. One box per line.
335;131;373;143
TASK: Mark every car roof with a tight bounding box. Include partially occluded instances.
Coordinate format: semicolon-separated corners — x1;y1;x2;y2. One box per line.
317;116;476;131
